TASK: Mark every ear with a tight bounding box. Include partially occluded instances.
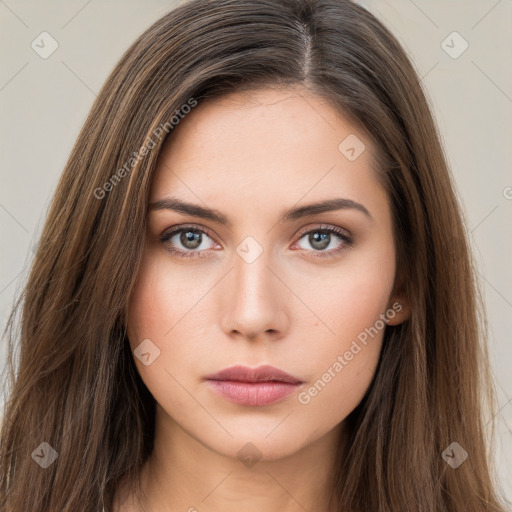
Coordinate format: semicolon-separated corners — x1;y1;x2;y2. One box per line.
386;293;411;326
385;266;411;326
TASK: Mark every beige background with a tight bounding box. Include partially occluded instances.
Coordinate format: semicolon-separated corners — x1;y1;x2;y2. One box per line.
0;0;511;502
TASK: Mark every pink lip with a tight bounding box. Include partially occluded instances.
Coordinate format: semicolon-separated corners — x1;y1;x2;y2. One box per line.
204;365;303;406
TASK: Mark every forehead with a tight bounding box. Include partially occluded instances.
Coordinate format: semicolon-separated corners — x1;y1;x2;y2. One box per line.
150;87;386;218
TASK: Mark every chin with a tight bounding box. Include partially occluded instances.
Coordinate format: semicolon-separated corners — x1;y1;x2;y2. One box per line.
195;419;325;465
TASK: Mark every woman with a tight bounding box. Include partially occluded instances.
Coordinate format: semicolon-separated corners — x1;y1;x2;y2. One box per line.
0;0;508;510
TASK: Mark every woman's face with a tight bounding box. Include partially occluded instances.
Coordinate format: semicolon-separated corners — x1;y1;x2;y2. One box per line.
127;86;409;462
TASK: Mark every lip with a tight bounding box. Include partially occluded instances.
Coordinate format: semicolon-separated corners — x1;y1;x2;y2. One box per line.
204;365;303;406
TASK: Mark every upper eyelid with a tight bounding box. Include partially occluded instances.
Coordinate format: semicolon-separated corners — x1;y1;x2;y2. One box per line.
161;223;217;242
295;223;351;238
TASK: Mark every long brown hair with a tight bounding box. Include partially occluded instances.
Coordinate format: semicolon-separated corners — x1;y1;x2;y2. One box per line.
1;0;508;510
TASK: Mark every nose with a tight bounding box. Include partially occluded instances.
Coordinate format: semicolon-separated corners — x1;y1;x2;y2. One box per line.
219;243;290;342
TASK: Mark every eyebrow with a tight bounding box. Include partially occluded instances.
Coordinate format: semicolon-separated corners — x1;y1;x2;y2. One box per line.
149;196;373;227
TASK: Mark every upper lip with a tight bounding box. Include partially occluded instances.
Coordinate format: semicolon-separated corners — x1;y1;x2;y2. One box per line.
204;364;302;384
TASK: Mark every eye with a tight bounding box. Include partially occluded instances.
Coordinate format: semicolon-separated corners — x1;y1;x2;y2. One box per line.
160;223;353;259
292;224;353;258
160;225;219;259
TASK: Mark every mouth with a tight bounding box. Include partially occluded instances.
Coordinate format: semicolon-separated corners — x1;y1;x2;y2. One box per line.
203;364;304;406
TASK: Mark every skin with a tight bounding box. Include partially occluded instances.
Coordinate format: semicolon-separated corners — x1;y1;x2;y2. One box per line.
115;85;411;512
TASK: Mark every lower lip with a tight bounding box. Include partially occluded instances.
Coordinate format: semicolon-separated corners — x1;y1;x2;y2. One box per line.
206;380;301;406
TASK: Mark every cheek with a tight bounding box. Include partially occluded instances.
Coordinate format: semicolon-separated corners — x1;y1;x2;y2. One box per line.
294;302;388;431
126;251;214;393
293;241;395;414
301;244;395;351
127;249;210;342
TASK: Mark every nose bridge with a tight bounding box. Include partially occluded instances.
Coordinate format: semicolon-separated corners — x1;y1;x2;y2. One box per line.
220;234;288;340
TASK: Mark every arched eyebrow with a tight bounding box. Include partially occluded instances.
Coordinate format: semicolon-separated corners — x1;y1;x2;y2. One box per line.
149;196;373;228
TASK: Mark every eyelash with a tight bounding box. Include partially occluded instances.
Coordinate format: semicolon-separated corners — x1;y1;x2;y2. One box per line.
160;223;353;259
